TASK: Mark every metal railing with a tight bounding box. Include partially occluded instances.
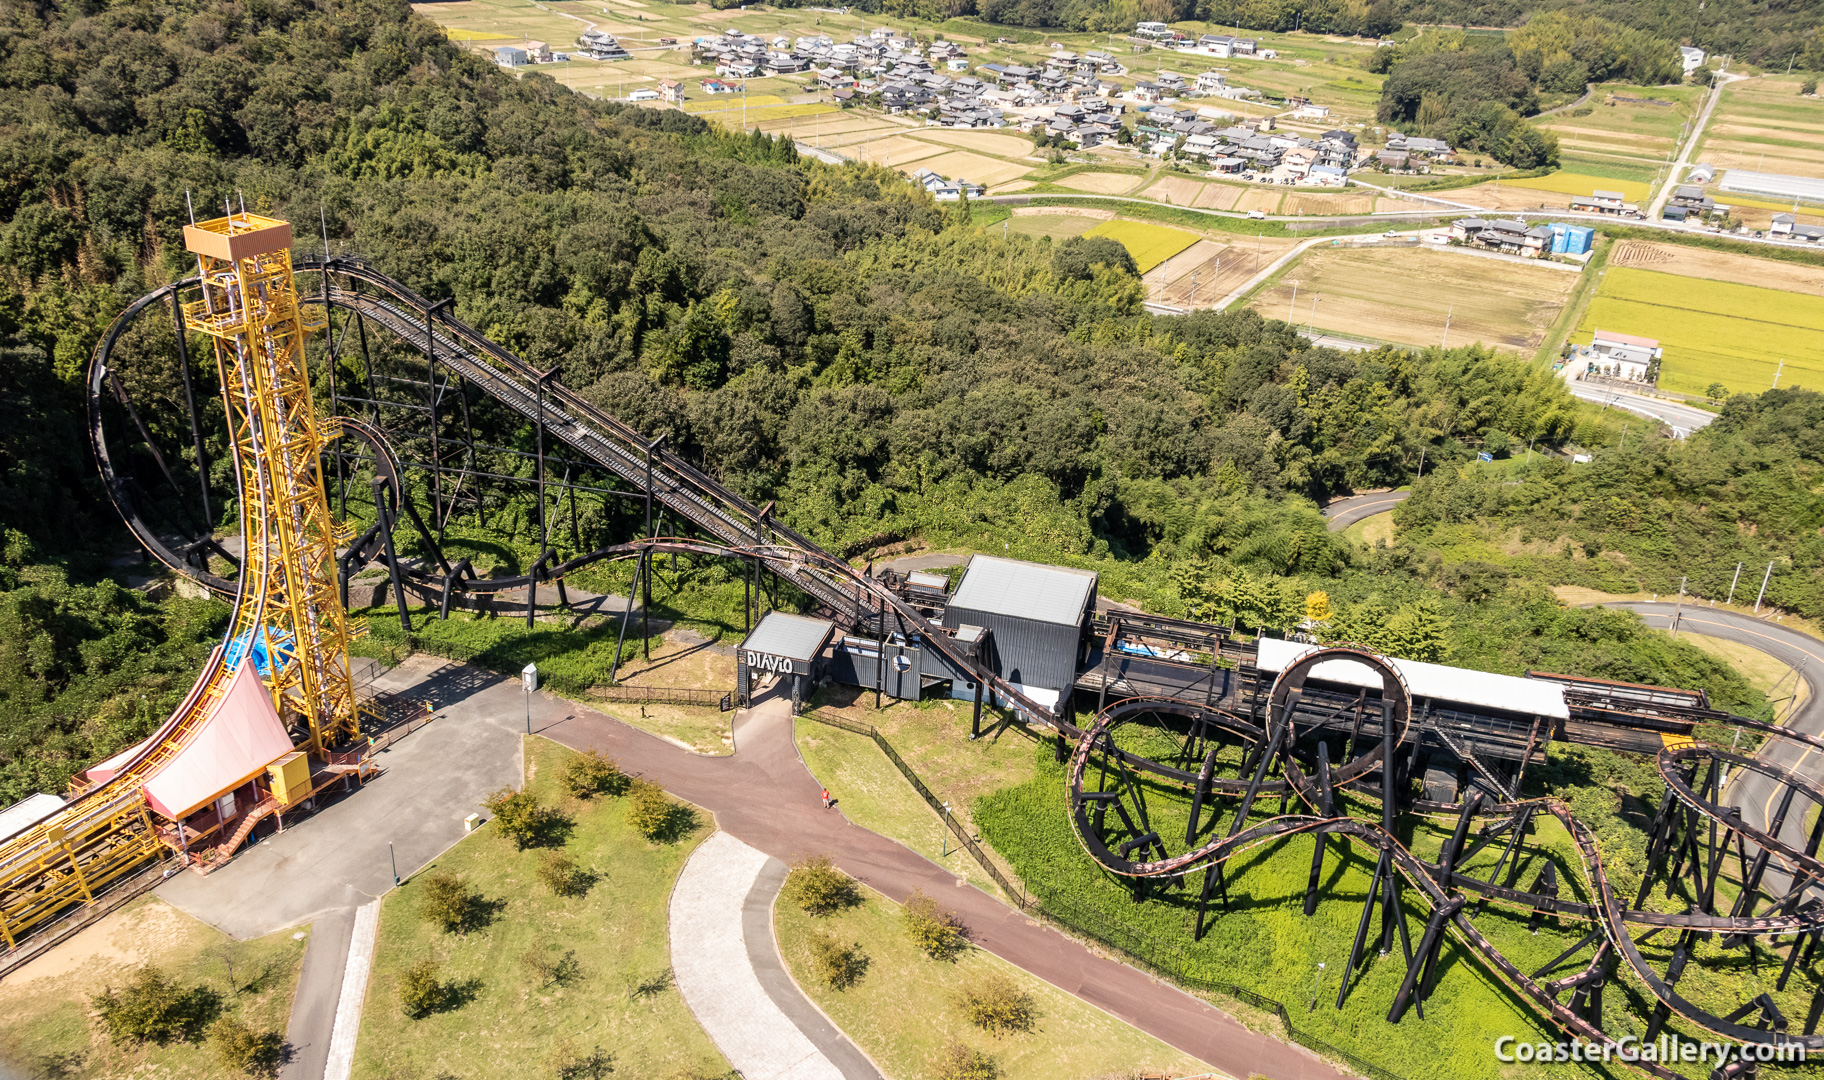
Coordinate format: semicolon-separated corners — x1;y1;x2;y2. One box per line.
801;711;1030;908
588;684;736;712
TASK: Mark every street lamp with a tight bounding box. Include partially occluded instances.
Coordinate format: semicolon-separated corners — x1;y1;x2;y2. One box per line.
522;662;538;734
389;840;399;886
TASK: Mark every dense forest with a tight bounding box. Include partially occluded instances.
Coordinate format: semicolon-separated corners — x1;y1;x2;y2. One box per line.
0;0;1786;806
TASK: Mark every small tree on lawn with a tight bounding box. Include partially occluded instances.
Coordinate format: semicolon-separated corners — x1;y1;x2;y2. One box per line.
561;749;629;799
537;850;588;897
808;931;868;990
419;872;482;934
208;1015;284;1077
398;960;451;1019
932;1041;999;1080
902;890;968;961
626;778;695;842
781;855;861;916
91;966;219;1045
952;973;1037;1037
483;788;566;849
546;1041;613;1079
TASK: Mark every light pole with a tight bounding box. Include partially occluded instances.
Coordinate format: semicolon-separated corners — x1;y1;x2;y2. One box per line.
1441;303;1453;348
522;662;538;734
389;840;399;886
1288;280;1299;322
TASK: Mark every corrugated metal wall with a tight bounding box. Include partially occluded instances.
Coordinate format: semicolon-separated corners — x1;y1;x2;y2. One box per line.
941;607;1080;701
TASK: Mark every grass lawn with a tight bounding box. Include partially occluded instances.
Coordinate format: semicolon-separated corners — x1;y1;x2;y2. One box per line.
350;736;724;1080
1082;219;1203;273
0;897;306;1080
1343;511;1395;546
1675;632;1810;717
774;884;1209;1080
797;686;1039;900
1570;266;1824;395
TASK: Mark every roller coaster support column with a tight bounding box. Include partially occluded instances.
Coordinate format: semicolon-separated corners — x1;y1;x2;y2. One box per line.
373;477;412;633
171;290;212;532
319;212;343;520
643;435;667;659
1337;846;1387;1007
424;298;453;543
1303;741;1335;916
1389;896;1463;1023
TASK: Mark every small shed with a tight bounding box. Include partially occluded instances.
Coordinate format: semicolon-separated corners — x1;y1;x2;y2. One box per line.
940;556;1097;713
739;612;835;712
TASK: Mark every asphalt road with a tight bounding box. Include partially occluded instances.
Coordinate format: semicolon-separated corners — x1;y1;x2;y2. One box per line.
1564;381;1717;438
1322;490;1410;531
1605;602;1824;878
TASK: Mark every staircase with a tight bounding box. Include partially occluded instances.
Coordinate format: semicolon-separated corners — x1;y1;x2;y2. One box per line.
190;796;281;874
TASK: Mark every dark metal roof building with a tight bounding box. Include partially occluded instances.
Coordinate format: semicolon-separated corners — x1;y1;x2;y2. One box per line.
941;556;1097;712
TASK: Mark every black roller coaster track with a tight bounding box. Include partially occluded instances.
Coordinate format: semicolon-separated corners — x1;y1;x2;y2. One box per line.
87;262;1056;725
1071;647;1824;1079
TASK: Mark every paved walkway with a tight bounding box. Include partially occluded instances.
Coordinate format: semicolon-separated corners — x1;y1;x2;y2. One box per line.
528;677;1346;1080
671;830;882;1080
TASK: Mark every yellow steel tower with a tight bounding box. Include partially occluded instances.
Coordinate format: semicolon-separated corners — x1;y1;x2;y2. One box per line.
181;214;361;752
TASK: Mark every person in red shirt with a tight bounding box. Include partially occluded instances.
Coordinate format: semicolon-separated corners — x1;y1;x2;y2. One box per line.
821;788;832;809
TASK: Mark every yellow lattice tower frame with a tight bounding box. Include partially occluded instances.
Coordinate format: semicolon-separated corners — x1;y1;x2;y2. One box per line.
182;213;361;752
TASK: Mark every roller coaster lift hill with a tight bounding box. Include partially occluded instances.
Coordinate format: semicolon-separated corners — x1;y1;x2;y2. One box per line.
8;214;1824;1080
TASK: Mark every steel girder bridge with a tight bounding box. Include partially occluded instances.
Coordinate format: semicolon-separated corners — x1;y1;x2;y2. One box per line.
1071;648;1824;1079
0;215;1056;955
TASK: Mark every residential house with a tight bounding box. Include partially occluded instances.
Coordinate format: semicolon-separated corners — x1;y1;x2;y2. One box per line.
1680;46;1706;75
1307;164;1348;186
1569;190;1641;216
494;45;528;67
1473;218;1552;256
1135;21;1171;37
1585;329;1661;381
1195;71;1226;93
1772;213;1824;242
659;79;685;103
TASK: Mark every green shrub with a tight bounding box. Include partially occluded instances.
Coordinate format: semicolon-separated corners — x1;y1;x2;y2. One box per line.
626;778;696;842
781;855;861;916
546;1041;614;1079
419;872;482;934
537;850;589;897
808;931;868;990
932;1041;999;1080
952;973;1036;1037
90;966;218;1045
522;945;582;989
561;749;629;799
399;960;451;1019
902;889;967;961
483;787;570;849
207;1015;283;1077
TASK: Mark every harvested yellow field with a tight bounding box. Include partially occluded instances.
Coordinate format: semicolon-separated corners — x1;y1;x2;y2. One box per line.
1713;119;1824;138
1194;183;1242;210
1058;171;1146;194
1501;172;1651;203
1707;147;1824;179
1451;182;1568;211
907;129;1037;159
1283;192;1375;215
991;180;1036;194
1608;240;1824;299
1249;245;1577;349
904;150;1029;186
1010;206;1114;220
1142;175;1208;206
1149;237;1294;307
847;136;946;166
762;115;897;140
1234;189;1282;215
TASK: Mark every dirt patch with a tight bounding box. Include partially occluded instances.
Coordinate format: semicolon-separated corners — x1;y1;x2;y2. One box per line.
1283;192;1376;215
1152;235;1297;306
0;900;206;992
1705;147;1824;179
1194;183;1242;210
1551;585;1653;607
1248;244;1576;349
1608;240;1824;298
907;150;1031;186
1009;205;1116;220
1233;188;1282;214
844;136;946;167
1057;171;1145;194
1006;212;1104;239
1450;183;1566;211
1541;125;1674;144
1142;175;1208;206
907;129;1037;159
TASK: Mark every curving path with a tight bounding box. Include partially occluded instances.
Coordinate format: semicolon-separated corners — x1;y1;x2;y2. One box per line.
670;828;882;1080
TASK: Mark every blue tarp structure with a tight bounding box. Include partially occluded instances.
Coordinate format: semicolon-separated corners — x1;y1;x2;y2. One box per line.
223;627;295;679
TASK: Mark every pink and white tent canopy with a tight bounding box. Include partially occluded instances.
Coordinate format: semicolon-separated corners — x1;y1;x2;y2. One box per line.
138;658;296;820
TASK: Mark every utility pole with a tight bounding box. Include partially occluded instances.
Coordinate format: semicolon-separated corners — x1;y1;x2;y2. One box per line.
1441;304;1452;349
1754;560;1774;614
1310;292;1320;334
1773;359;1785;388
1670;576;1687;638
1620;422;1628;451
1289;280;1299;323
1726;561;1743;605
1189;268;1198;308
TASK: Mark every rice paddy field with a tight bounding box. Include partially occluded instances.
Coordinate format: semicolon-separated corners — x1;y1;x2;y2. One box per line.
1082;219;1202;273
1249;245;1579;349
1147;233;1298;307
1498;171;1652;204
1698;76;1824;182
1570;266;1824;396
